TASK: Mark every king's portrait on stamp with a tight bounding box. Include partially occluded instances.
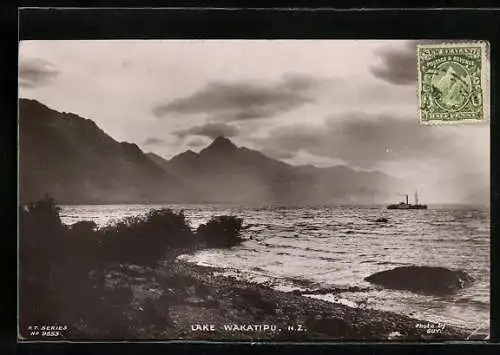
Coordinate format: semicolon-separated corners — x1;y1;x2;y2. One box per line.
417;42;489;125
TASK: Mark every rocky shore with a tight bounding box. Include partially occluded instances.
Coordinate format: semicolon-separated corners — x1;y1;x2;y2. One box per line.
102;259;476;341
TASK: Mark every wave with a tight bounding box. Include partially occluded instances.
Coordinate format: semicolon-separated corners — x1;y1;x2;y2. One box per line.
454;297;490;309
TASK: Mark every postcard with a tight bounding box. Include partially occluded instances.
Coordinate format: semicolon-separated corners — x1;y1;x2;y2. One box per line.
18;39;490;342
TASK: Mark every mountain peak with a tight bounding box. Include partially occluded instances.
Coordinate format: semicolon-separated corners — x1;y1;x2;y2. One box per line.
202;136;238;154
213;136;236;146
182;149;198;156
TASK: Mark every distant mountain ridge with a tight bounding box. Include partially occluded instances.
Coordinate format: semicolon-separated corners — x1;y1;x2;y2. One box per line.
20;98;406;205
148;137;406;204
19;99;188;204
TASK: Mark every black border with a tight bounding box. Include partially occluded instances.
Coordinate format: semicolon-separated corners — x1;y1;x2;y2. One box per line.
3;6;500;355
17;8;500;40
1;3;21;355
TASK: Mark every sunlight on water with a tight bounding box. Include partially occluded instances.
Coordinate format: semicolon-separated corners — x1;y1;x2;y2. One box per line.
60;204;490;333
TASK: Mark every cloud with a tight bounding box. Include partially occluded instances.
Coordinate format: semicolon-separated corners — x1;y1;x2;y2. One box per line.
142;137;167;145
19;57;60;88
153;74;319;121
281;72;328;91
186;137;209;148
253;112;488;203
370;40;487;86
260;148;297;161
254;112;472;168
174;122;239;139
370;42;417;85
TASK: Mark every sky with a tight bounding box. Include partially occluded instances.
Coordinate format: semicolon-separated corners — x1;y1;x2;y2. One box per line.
19;40;490;202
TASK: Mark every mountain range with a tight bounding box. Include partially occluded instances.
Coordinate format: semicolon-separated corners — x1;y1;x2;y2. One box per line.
146;137;406;204
20;98;407;204
19;99;187;203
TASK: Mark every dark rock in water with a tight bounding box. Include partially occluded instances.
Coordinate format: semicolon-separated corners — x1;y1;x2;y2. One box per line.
364;266;474;295
375;217;389;223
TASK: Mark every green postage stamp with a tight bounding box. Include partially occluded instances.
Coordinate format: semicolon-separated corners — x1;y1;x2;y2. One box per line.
417;42;489;125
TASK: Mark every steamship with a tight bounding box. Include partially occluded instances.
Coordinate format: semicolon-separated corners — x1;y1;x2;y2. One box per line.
387;191;428;210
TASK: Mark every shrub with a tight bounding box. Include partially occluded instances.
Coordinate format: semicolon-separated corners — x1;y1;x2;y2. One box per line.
196;215;244;248
67;220;104;265
18;195;133;339
20;194;66;261
21;193;63;229
19;195;65;330
70;220;98;234
99;208;195;265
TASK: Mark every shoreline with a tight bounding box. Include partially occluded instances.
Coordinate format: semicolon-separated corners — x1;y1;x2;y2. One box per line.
102;257;482;341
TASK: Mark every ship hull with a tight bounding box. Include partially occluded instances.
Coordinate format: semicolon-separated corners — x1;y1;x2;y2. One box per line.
387;204;427;210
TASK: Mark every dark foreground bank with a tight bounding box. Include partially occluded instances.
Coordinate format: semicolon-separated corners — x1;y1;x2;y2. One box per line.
93;259;474;341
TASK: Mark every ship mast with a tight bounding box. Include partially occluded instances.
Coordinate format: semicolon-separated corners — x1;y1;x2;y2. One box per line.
405;194;408;204
414;190;419;205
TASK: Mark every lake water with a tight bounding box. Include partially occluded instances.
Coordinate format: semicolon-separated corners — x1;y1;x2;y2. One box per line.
60;204;490;336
